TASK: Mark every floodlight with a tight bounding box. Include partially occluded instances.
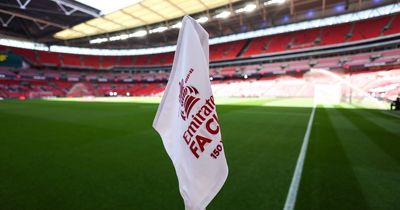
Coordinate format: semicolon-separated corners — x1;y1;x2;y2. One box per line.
264;0;286;5
196;16;209;23
215;11;231;19
244;74;248;79
119;34;129;40
109;36;119;41
149;26;168;34
109;34;129;41
89;38;108;44
236;4;257;13
171;22;182;29
129;30;147;37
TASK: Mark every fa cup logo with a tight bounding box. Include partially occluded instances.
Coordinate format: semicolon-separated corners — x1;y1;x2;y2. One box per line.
179;79;200;121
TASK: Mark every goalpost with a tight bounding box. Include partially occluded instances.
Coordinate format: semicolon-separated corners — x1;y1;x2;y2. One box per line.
307;68;388;109
313;84;342;105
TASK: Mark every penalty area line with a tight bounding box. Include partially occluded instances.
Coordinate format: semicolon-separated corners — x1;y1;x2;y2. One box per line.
283;105;316;210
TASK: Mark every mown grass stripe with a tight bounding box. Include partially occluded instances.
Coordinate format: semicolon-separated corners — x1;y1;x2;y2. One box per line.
380;110;400;120
295;107;370;210
336;108;400;165
334;104;400;136
329;107;400;209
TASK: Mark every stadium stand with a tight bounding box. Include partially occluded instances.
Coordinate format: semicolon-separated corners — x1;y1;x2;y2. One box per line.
101;56;118;68
210;40;246;60
83;55;101;69
134;55;149;65
1;10;400;101
2;2;400;210
384;14;400;35
62;54;82;67
242;36;270;57
119;56;135;66
2;13;399;70
37;51;61;66
10;47;37;63
349;16;391;41
267;33;293;53
320;23;351;45
1;46;399;100
290;28;320;49
2;68;399;100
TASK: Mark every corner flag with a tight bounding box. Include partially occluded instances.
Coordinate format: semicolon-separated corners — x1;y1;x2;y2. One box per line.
153;16;228;210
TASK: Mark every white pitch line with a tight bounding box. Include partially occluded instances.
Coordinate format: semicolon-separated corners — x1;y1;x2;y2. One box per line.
283;105;316;210
380;110;400;119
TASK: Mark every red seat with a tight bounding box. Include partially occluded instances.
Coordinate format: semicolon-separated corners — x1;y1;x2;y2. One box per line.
134;55;149;65
384;15;400;35
267;33;292;53
243;37;270;57
320;23;351;45
62;54;81;66
82;55;100;69
119;56;134;66
349;16;390;41
38;51;61;66
102;56;117;68
209;40;245;61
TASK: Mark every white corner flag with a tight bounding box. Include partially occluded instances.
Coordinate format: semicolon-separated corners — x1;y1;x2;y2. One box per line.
153;16;228;210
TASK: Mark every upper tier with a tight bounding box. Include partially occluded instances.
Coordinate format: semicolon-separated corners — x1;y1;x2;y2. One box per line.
1;14;400;70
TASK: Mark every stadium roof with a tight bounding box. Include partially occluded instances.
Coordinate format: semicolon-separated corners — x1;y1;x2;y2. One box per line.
0;0;99;41
54;0;240;40
0;0;398;49
2;2;399;56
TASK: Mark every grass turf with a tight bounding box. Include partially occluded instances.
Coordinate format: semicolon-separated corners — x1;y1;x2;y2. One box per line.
0;98;399;209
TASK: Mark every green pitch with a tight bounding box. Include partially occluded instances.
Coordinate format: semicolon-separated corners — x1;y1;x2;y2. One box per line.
0;98;399;210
